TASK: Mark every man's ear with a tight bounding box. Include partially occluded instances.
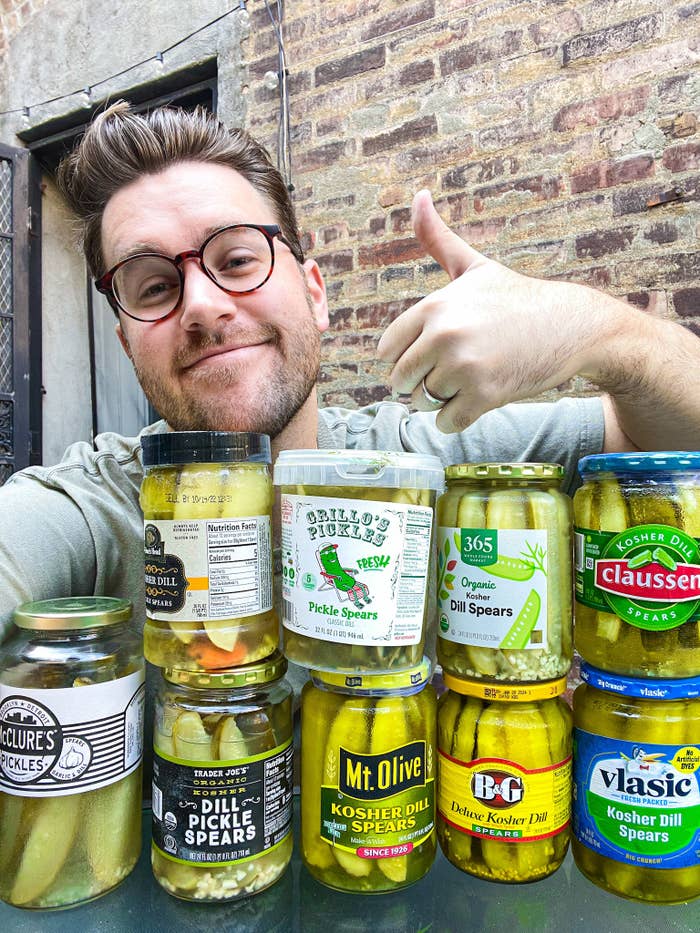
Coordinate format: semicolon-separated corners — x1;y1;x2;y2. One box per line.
302;259;329;333
116;321;133;360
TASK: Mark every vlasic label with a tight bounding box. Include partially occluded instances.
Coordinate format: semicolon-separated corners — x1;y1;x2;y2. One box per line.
573;729;700;868
152;739;293;866
144;517;273;622
437;527;549;650
320;741;435;855
0;670;145;797
438;751;571;841
281;494;433;646
575;524;700;630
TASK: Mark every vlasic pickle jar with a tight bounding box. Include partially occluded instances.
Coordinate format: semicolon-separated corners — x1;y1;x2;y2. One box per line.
151;651;293;901
437;463;572;682
437;674;572;883
301;659;436;892
274;450;444;672
572;663;700;903
574;451;700;677
0;597;144;909
140;431;277;672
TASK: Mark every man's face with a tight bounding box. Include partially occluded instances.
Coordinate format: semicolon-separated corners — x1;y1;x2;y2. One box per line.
101;161;329;435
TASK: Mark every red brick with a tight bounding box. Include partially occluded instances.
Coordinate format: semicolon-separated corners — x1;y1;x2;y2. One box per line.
355;299;413;328
398;59;435;87
316;250;354;275
361;0;434;41
663;142;700;173
315;46;385;87
328;308;355;330
563;14;662;65
553;86;650;132
316;117;343;137
571;156;655;194
390;207;412;234
362;115;437;157
643;221;679;245
358;238;424;268
673;288;700;317
575;227;635;260
473;175;563;212
294;141;351;174
443;156;520;189
369;217;386;235
440;30;522;76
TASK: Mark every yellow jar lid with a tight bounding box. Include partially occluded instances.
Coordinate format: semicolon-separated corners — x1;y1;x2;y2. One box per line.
164;650;287;688
443;672;567;701
13;597;132;630
445;462;563;481
311;657;432;693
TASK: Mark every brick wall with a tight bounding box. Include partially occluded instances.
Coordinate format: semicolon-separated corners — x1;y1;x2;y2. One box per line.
0;0;47;56
244;0;700;409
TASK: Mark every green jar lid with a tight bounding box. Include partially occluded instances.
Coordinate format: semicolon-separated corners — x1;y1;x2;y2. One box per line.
13;596;133;631
445;462;564;481
311;657;432;695
164;650;287;688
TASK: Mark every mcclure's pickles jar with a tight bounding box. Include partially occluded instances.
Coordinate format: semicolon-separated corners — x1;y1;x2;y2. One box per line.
572;664;700;903
274;450;444;672
0;598;145;909
140;431;277;672
437;674;572;883
151;651;293;902
300;659;437;892
436;463;573;682
574;451;700;677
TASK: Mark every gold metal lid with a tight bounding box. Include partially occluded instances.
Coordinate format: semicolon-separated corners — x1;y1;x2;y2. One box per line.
13;597;133;630
164;650;287;688
445;462;564;481
443;672;567;702
311;657;432;693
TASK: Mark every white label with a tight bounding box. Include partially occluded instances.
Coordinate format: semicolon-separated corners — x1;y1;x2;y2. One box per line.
280;493;433;645
0;669;145;797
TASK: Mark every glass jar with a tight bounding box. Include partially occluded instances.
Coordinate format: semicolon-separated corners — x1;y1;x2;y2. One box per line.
300;659;436;892
151;651;293;902
573;451;700;677
437;673;572;883
140;431;277;671
274;450;444;672
436;462;573;682
0;597;144;909
572;663;700;903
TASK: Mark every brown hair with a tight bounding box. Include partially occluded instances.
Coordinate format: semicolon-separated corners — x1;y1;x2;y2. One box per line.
56;100;304;277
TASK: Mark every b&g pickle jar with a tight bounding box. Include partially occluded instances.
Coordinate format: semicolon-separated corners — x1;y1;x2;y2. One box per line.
574;451;700;677
0;597;144;909
572;663;700;904
301;659;436;892
140;431;277;672
151;651;293;901
437;674;572;883
437;463;573;682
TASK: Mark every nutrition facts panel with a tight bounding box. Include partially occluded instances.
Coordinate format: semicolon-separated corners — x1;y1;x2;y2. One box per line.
207;517;273;617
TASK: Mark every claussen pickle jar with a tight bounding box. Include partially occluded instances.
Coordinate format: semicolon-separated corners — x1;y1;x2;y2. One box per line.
437;463;572;682
301;659;436;892
574;451;700;677
437;674;572;883
152;651;293;901
0;597;144;909
572;663;700;904
140;431;277;672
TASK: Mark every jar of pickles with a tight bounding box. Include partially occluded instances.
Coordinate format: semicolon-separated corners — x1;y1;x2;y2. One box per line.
436;463;572;682
437;673;572;883
0;597;144;909
140;431;277;672
301;659;436;892
151;651;293;901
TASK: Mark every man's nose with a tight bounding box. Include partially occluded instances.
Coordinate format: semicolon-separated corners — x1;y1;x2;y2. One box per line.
177;257;239;330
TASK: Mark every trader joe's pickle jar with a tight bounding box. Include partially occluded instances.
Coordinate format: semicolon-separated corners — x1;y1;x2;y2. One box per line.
437;463;573;682
572;663;700;903
301;659;436;892
151;651;293;902
437;673;572;883
574;451;700;677
0;597;144;909
274;450;444;671
140;431;277;672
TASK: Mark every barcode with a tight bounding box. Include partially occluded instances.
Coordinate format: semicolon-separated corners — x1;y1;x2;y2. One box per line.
152;783;162;820
574;533;584;572
282;598;294;622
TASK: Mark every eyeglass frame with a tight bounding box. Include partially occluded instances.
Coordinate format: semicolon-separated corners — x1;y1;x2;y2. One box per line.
94;222;303;322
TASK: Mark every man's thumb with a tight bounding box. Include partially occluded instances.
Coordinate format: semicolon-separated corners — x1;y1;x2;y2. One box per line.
412;189;483;280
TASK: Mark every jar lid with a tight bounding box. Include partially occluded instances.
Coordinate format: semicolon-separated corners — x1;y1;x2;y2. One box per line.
273;449;444;491
580;663;700;699
141;431;271;466
311;657;432;694
13;596;133;631
443;672;568;701
445;462;564;481
164;650;287;688
578;451;700;476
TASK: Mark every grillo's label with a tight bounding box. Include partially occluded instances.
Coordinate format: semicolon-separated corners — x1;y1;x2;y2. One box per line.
573;729;700;869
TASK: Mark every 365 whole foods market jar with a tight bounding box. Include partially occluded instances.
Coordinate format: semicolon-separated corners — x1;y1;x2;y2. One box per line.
572;663;700;904
140;431;277;672
152;651;292;901
301;659;436;892
0;597;144;909
437;674;572;883
574;451;700;677
274;450;444;672
437;463;572;682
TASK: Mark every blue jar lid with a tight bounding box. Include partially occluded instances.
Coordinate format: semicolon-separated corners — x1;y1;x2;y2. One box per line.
578;451;700;477
580;663;700;700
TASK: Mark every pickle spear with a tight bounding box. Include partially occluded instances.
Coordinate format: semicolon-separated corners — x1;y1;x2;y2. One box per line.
370;697;410;883
448;695;482;866
172;711;213;760
301;688;341;871
85;771;141;886
10;794;81;905
475;703;519;879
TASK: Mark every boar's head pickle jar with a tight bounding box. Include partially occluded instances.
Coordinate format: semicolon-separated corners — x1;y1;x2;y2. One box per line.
301;659;436;892
437;674;572;883
0;597;144;909
572;663;700;904
437;462;573;682
151;651;293;901
140;431;277;672
574;451;700;677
